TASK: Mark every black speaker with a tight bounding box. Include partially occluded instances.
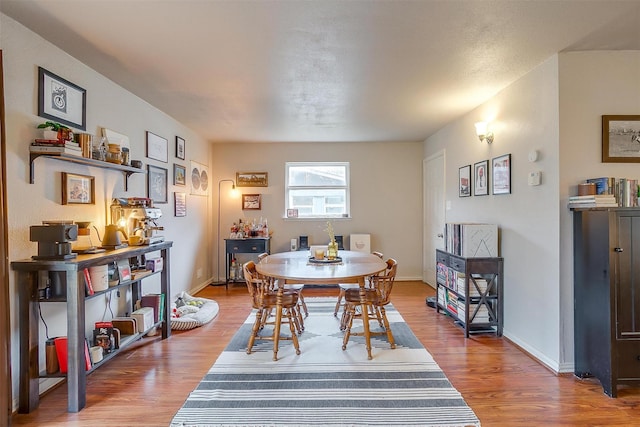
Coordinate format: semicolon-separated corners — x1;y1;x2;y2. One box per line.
335;235;344;250
299;235;309;250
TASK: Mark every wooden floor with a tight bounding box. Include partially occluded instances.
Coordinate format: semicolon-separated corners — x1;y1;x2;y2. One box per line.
10;281;640;426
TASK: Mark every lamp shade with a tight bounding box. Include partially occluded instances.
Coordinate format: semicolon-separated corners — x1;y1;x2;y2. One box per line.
474;122;488;137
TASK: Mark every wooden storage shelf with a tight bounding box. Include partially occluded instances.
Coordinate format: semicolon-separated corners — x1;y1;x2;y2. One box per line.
29;151;146;190
11;241;172;413
435;249;503;337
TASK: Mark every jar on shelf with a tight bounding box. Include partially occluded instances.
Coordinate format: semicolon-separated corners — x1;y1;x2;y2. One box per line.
106;143;121;164
92;137;107;161
120;147;130;165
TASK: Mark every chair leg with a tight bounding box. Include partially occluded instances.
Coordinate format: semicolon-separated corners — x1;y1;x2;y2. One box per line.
341;304;355;350
298;292;309;317
334;288;346;316
379;307;396;349
286;307;301;355
246;309;263;354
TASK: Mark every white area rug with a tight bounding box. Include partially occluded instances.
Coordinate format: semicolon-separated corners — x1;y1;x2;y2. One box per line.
170;297;480;427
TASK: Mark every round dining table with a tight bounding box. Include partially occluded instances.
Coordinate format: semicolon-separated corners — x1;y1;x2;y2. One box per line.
256;250;387;359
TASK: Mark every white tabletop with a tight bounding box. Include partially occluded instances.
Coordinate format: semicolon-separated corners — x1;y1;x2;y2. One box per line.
256;250;386;285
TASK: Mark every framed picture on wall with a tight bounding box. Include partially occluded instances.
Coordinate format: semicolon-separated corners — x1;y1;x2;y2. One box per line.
176;136;186;160
61;172;94;205
173;164;186;186
147;165;168;203
174;192;186;217
473;160;489;196
146;131;168;163
602;115;640;163
38;67;86;130
459;165;471;197
236;172;268;187
242;194;261;210
492;154;511;195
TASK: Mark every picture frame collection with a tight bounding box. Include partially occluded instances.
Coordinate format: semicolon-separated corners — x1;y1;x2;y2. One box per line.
459;154;511;197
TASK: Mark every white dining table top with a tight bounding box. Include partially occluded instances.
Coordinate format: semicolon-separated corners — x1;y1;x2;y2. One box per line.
256;250;386;284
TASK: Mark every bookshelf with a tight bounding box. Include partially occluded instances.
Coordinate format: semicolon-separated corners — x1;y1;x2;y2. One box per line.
435;249;503;337
11;241;172;413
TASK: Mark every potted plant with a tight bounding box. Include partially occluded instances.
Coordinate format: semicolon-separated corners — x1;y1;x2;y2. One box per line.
37;121;73;142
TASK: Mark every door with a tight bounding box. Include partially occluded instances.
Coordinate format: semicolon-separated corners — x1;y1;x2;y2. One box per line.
423;150;445;286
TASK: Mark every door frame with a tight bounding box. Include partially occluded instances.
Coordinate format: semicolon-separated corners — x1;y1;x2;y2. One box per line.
0;49;11;425
423;149;446;286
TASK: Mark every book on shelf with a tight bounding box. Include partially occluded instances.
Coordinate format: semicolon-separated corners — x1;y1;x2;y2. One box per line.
83;268;94;296
33;138;81;148
585;177;615;195
140;293;165;323
568;194;619;208
30;144;83;156
444;223;498;258
93;321;115;354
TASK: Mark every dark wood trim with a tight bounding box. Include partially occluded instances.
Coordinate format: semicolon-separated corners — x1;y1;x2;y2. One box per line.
0;49;12;427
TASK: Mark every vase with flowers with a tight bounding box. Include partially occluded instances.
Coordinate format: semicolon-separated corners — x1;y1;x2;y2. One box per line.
325;221;338;260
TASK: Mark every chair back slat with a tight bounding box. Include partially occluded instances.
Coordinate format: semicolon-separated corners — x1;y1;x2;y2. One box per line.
372;258;397;305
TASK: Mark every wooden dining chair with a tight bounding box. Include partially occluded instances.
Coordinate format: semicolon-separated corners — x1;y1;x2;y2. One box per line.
243;261;301;361
334;251;384;328
258;252;308;320
341;258;398;359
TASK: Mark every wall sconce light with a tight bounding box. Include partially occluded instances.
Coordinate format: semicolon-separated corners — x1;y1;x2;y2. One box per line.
475;122;494;144
215;179;238;286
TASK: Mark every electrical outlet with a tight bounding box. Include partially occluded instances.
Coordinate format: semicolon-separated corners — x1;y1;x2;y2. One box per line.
196;268;203;279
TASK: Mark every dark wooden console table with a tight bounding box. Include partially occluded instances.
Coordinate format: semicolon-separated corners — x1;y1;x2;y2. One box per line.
11;241;172;413
224;238;270;286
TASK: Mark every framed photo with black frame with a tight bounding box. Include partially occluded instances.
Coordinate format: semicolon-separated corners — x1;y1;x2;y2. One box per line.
146;131;168;163
147;164;168;204
173;164;186;186
38;67;86;130
492;154;511;195
174;192;186;217
473;160;489;196
458;165;471;197
176;136;185;160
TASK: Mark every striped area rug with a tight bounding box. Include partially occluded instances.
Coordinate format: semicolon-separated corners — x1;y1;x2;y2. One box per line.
170;297;480;427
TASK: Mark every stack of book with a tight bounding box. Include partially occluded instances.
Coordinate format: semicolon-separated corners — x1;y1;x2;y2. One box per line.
568;194;619;209
30;138;82;156
582;176;639;207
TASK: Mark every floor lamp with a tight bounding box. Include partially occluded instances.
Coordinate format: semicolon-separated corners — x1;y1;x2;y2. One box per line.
214;179;236;286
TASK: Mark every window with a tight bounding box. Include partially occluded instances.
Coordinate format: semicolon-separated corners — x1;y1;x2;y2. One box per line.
285;162;350;219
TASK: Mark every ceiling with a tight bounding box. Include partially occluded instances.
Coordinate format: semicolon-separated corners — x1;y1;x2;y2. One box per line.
2;1;639;143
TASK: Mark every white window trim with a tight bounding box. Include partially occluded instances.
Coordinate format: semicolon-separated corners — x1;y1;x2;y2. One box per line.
285;161;351;219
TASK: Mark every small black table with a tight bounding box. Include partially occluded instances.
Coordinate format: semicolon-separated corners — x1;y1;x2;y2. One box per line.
224;238;270;286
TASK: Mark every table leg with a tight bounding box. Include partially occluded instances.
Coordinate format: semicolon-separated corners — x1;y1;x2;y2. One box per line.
358;277;373;360
272;277;282;361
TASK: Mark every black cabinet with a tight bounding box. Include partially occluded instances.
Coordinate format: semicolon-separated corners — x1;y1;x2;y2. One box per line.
573;208;640;397
224;238;270;285
435;249;503;337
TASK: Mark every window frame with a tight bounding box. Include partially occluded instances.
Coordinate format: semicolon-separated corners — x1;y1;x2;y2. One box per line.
285;161;351;219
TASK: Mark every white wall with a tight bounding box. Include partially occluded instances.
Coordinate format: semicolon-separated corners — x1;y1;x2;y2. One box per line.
211;142;424;281
2;13;212;405
558;50;640;370
424;56;563;371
